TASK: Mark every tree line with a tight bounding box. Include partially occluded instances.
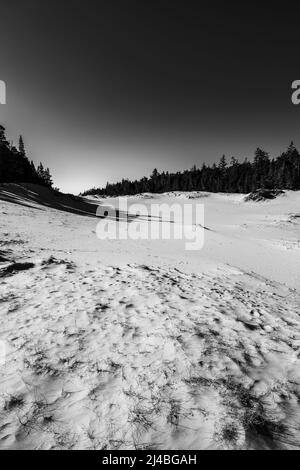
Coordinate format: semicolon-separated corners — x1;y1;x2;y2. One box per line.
0;125;53;187
82;143;300;197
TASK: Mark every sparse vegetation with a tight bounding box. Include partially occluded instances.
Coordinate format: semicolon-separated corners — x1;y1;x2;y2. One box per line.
221;379;286;449
245;189;285;202
0;261;35;277
221;423;240;444
4;395;25;411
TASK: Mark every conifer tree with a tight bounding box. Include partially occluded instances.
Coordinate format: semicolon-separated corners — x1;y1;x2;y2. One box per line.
18;135;26;156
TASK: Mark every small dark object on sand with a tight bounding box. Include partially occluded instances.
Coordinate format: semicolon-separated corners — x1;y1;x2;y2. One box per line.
0;262;35;277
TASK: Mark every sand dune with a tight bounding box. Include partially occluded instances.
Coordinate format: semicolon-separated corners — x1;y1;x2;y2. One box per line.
0;184;300;449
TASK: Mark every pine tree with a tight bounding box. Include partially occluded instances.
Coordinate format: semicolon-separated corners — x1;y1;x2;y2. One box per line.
230;156;238;167
18;135;26;156
218;154;227;171
0;125;8;145
253;148;270;189
43;168;53;187
37;162;45;180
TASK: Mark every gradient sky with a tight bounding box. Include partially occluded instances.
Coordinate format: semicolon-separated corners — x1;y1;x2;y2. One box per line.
1;0;300;193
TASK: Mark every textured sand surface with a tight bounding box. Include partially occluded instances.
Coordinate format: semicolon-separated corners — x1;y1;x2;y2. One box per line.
1;185;300;449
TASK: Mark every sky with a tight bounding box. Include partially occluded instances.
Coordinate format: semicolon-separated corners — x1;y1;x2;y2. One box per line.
1;0;300;194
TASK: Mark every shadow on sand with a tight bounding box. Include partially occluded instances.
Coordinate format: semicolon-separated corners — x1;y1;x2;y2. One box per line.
0;183;154;223
0;183;211;230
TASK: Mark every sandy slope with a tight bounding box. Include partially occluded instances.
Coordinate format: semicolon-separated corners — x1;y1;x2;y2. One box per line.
0;185;300;449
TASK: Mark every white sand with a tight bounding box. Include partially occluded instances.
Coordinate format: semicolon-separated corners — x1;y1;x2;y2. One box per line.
0;185;300;449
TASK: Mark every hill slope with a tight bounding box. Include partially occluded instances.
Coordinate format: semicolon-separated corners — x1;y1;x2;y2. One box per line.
0;183;98;217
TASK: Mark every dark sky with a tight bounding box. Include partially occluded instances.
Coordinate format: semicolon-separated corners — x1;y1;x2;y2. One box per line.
0;0;300;193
